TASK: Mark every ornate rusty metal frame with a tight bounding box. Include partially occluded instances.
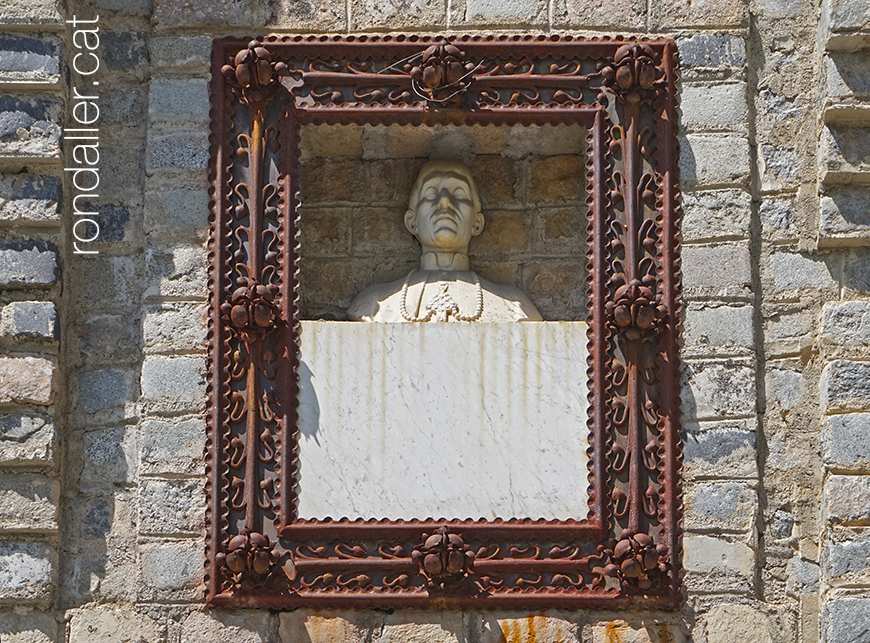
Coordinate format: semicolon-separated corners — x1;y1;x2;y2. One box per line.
206;34;683;609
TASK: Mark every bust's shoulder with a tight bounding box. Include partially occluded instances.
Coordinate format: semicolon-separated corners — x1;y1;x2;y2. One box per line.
346;276;407;321
478;277;544;321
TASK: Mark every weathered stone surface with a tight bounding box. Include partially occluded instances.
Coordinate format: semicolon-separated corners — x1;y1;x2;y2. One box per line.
589;620;685;643
70;254;138;310
280;610;464;643
0;413;53;464
0;0;61;24
474;614;580;643
140;356;206;413
0;542;54;602
0;173;59;223
652;0;746;29
140;416;205;476
0;241;56;287
825;0;870;32
846;249;870;295
76;426;136;490
143;303;207;353
351;0;445;29
100;89;146;129
786;556;820;595
683;419;758;479
143;245;208;299
184;610;279;643
0;301;56;340
0;34;60;83
153;0;253;26
0;96;60;157
68;606;162;643
821;360;870;413
150;36;212;69
824;52;870;103
676;33;746;71
759;144;800;191
75;314;142;367
682;243;752;297
0;356;55;405
767;252;837;294
824;598;870;643
826;475;870;523
682;361;756;420
681;189;751;241
554;0;645;28
823;301;870;345
704;605;774;643
684;482;756;532
0;474;58;531
452;0;548;26
684;303;754;356
823;532;870;583
148;131;209;170
100;31;148;77
681;82;748;132
139;478;204;535
99;141;146;198
138;540;202;599
684;535;755;591
149;79;210;125
680;135;750;188
824;413;870;470
765;307;815;355
821;124;870;182
0;609;56;643
76;369;136;414
144;185;209;238
820;187;870;243
759;196;797;241
765;367;805;412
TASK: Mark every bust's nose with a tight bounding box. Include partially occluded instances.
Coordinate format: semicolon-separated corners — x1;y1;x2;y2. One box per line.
436;189;454;209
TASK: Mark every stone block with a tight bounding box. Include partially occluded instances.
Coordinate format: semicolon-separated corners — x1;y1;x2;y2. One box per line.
823;301;870;345
681;82;747;133
149;79;210;125
766;252;837;294
472;155;519;207
503;124;586;158
0;609;56;643
821;360;870;413
300;157;368;204
846;249;870;294
759;144;800;191
683;419;757;479
99;32;148;77
0;173;59;224
89;0;152;16
0;96;60;157
821;124;870;183
143;303;207;354
299;124;363;161
537;206;586;253
138;540;202;600
683;535;755;592
684;482;756;532
683;303;754;356
681;361;756;420
144;184;209;238
823;598;870;643
140;356;206;413
140;416;205;476
76;426;136;490
651;0;746;28
139;478;204;535
62;536;137;603
822;532;870;583
87;203;135;244
153;0;253;26
589;620;686;643
76;369;136;414
765;367;805;412
786;556;820;595
0;301;56;340
471;614;580;643
148;131;209;171
299;207;352;257
824;53;870;103
472;210;530;254
68;606;162;643
75;314;142;367
681;189;750;241
0;542;54;602
820;186;870;243
0;0;61;25
0;356;55;405
676;33;746;72
0;474;58;531
521;259;586;321
553;0;645;28
451;0;547;26
825;0;870;33
350;0;445;29
530;155;585;203
823;413;870;470
150;36;212;69
826;475;870;523
99;141;146;198
0;241;56;287
679;134;750;188
99;89;145;129
0;34;60;83
143;244;208;299
759;196;797;241
184;610;278;643
682;243;752;297
350;208;417;256
0;413;53;465
704;605;774;643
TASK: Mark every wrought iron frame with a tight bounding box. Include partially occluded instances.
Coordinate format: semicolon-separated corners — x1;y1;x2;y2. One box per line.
206;34;683;609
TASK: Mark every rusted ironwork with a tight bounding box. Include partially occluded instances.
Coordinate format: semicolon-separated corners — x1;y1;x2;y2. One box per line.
206;34;683;609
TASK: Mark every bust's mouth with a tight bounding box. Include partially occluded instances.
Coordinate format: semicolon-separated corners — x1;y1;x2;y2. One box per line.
431;209;460;232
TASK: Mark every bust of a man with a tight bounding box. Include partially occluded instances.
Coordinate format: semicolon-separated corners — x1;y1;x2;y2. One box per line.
347;159;543;322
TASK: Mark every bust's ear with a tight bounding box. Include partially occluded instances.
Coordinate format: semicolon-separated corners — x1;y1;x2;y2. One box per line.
471;211;484;236
404;209;417;235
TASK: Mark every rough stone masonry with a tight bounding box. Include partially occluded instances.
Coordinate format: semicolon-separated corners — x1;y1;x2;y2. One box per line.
0;0;867;641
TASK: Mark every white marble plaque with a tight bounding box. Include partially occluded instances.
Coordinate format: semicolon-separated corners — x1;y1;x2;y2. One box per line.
296;321;590;520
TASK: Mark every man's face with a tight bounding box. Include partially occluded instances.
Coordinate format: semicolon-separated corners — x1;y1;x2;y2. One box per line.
407;170;483;253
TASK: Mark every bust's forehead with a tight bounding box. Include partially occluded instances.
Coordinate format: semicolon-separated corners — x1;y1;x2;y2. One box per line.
419;170;473;187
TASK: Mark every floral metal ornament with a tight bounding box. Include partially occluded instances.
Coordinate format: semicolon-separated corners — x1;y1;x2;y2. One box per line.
206;34;683;610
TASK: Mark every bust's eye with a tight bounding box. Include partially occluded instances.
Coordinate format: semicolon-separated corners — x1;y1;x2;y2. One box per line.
424;187;439;199
453;187;468;200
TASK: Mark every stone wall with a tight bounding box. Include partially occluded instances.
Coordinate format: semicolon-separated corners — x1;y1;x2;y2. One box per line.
0;0;866;641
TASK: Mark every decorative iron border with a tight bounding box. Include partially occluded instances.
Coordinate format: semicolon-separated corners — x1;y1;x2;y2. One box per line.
206;34;683;609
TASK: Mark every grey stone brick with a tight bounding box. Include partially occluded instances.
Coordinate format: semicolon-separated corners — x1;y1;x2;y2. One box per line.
826;475;870;523
0;96;60;157
68;606;163;643
143;245;208;299
683;419;758;479
0;542;54;602
351;0;446;28
269;0;347;29
450;0;547;27
69;255;138;310
846;249;870;295
138;540;202;600
0;301;56;340
682;243;752;298
684;481;756;532
140;416;205;476
684;535;755;593
99;141;145;198
769;509;794;540
683;303;754;356
824;53;870;102
760;196;797;241
759;144;799;191
139;478;204;535
825;0;870;32
153;0;253;26
0;355;55;405
0;609;56;643
0;413;53;465
100;32;148;76
821;187;870;243
676;33;746;71
681;188;750;242
144;185;209;237
75;313;142;367
143;302;207;353
148;131;209;170
149;79;209;125
0;474;58;531
823;533;870;582
822;360;870;413
0;0;62;25
185;610;279;643
552;0;645;29
702;605;778;643
76;426;136;490
679;134;750;188
0;173;59;224
0;34;60;83
821;124;870;183
786;556;820;595
824;599;870;643
681;82;747;133
149;36;212;69
0;241;56;287
823;301;870;345
766;367;805;412
824;413;870;470
767;251;837;294
140;356;206;413
70;203;134;244
76;369;137;414
651;0;746;28
99;88;145;127
681;361;756;420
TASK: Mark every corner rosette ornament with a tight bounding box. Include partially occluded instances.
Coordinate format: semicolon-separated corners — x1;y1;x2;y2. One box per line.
603;532;668;591
606;276;666;340
598;43;659;103
217;531;282;592
410;42;476;106
412;526;475;588
222;40;289;104
221;278;280;340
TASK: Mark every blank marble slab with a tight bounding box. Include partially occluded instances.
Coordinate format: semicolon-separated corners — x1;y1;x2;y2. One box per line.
297;321;590;521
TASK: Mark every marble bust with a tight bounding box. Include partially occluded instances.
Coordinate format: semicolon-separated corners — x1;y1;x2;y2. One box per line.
347;159;543;322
